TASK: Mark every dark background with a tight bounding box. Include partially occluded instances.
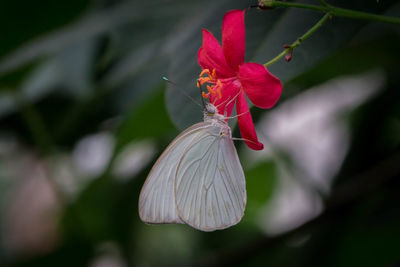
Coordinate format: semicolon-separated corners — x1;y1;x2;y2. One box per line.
0;0;399;266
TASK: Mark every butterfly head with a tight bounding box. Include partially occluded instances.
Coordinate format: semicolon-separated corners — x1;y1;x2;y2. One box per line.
204;103;225;121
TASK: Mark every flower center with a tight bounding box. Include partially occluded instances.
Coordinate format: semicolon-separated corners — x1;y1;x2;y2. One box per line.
197;69;223;99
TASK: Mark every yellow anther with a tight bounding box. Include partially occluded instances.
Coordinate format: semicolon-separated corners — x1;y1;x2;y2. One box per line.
214;80;223;99
199;69;211;77
198;77;211;85
198;68;222;100
206;85;215;95
202;92;210;99
217;87;222;99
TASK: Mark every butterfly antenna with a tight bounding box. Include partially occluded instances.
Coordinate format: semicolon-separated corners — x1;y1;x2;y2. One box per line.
163;77;202;108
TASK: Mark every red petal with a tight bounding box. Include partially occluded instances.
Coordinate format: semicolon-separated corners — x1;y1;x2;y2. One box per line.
222;9;245;71
210;79;240;117
198;29;235;78
236;91;264;150
238;63;282;109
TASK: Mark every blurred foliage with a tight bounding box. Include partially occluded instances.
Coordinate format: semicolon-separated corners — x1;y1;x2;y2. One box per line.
0;0;400;266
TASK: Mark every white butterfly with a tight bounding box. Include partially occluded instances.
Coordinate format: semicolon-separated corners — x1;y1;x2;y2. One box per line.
139;103;246;231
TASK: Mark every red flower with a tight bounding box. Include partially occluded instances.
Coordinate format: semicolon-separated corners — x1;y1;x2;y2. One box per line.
197;9;282;150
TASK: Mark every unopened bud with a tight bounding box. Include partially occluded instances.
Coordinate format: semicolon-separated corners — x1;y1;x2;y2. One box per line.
285;51;293;62
258;0;275;9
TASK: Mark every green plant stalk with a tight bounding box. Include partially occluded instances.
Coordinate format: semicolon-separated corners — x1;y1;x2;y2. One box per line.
16;95;54;155
317;0;329;8
15;94;67;203
260;0;400;25
264;13;331;67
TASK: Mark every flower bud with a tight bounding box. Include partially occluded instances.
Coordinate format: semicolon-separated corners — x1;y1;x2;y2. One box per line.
258;0;275;9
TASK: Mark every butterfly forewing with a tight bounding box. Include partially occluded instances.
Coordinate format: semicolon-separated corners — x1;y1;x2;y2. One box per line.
139;122;213;224
174;122;246;231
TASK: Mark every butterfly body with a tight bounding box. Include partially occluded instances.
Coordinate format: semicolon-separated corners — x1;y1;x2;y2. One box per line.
139;104;246;231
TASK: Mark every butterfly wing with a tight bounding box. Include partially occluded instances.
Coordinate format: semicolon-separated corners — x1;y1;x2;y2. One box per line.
175;123;246;231
139;122;214;224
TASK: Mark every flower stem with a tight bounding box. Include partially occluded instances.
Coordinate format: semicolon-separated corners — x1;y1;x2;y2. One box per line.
15;94;54;155
317;0;329;8
264;13;331;68
260;0;400;25
262;1;400;67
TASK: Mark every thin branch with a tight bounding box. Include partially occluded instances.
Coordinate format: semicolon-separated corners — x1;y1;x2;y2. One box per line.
317;0;329;8
259;0;400;25
15;93;54;155
264;13;331;67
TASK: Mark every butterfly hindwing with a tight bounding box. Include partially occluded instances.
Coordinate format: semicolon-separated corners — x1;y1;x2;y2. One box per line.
174;123;246;231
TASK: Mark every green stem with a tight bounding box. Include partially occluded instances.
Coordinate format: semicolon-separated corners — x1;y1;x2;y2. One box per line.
262;0;400;67
317;0;329;8
264;13;331;67
14;93;67;203
16;94;54;155
260;0;400;25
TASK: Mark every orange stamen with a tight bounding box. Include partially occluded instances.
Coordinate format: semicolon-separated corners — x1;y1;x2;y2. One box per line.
198;76;211;85
217;87;222;99
214;80;223;99
206;85;215;95
197;68;223;100
199;69;211;77
202;92;210;99
212;69;216;78
216;79;222;88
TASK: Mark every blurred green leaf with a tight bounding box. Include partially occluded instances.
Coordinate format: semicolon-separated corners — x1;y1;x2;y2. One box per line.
327;190;400;267
0;63;38;90
62;177;120;243
114;85;175;153
246;161;277;205
0;0;90;60
239;161;277;229
10;242;93;267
